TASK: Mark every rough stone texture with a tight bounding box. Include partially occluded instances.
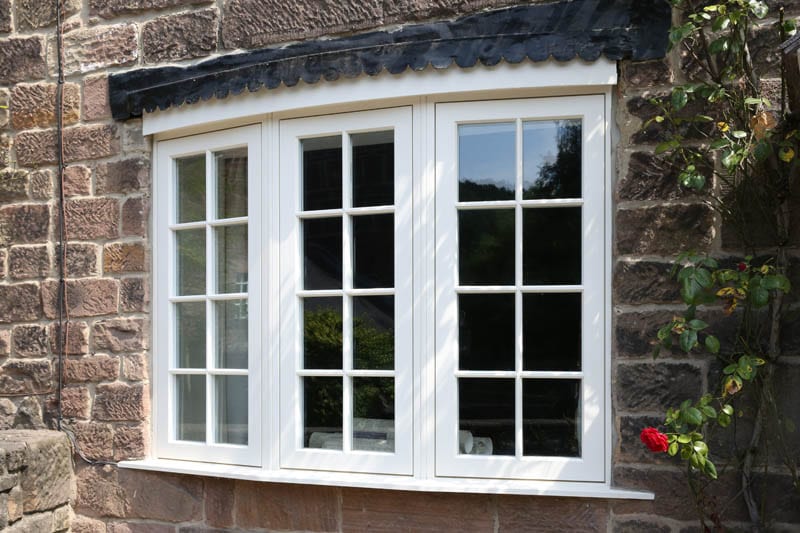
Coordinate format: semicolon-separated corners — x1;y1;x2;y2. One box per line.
0;359;52;395
63;242;100;277
65;124;120;163
62;25;138;75
71;515;106;533
83;75;111;121
0;0;10;32
8;244;50;279
96;158;149;195
15;0;80;30
496;496;608;532
65;355;120;383
0;37;46;84
118;469;202;522
89;0;213;19
113;424;145;461
13;396;43;429
236;481;340;531
29;170;54;200
615;362;704;411
65;198;119;240
120;278;147;312
222;0;384;48
620;58;672;88
57;386;91;419
11;82;80;129
0;169;29;202
92;318;147;353
121;197;147;238
76;465;126;518
49;321;90;356
121;353;146;382
42;278;119;319
142;9;219;63
618;151;697;201
613;260;680;305
73;423;114;461
13;129;57;167
0;329;10;355
12;324;48;357
617;204;715;256
104;243;146;273
204;478;235;529
63;165;92;197
612;518;672;533
0;283;41;323
93;383;147;421
0;204;50;245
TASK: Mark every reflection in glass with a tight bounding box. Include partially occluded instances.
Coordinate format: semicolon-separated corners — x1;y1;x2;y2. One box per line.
458;294;514;371
216;225;248;293
303;218;342;290
523;120;581;200
216;300;248;369
304;377;343;449
303;136;342;211
459;378;515;455
176;302;205;368
522;207;581;285
176;374;205;442
216;375;248;445
523;379;580;456
353;296;394;370
176;155;205;223
352;131;394;207
353;377;395;452
458;123;515;201
176;229;205;295
353;214;393;288
215;147;248;219
303;297;343;369
523;293;581;371
458;209;514;285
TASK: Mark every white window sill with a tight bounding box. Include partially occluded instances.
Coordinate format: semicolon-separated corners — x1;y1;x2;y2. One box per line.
118;458;653;500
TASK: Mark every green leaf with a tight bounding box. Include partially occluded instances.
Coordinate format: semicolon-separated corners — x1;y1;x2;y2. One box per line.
705;335;721;354
754;140;772;161
688;319;709;330
723;363;737;375
731;130;748;139
681;446;692;460
656;139;681;154
677;434;692;444
721;149;738;169
751;286;769;308
712;15;730;31
685;407;703;425
709;37;729;54
744;97;765;105
680;329;698;352
672;88;688;111
693;440;709;455
750;1;768;18
701;405;717;419
710;138;730;150
705;459;718;479
718;412;731;427
762;275;783;290
722;404;734;416
657;324;673;341
695;268;712;288
668;441;679;456
669;22;696;46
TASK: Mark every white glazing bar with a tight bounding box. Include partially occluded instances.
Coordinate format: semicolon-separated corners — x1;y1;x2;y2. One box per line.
204;148;214;445
298;208;344;219
169;221;206;231
519;199;583;208
206;368;250;376
342;131;353;454
455;200;517;210
514;117;524;460
296;369;345;377
456;286;516;294
346;288;395;297
455;370;517;379
520;285;583;294
167;368;207;375
296;289;344;298
169;295;207;303
208;216;248;227
345;205;395;216
345;369;396;378
519;371;584;379
208;292;249;302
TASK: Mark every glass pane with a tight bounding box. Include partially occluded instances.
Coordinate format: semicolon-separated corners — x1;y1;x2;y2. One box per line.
459;378;514;456
216;300;248;369
523;294;581;371
352;130;394;207
458;122;515;201
303;297;342;369
216;224;248;294
353;214;393;289
176;374;205;442
353;296;393;370
459;294;514;371
176;155;205;223
353;377;394;452
215;375;248;445
523;120;581;200
523;207;581;285
303;136;342;211
176;302;205;368
216;147;248;219
176;229;205;295
303;217;342;290
523;379;580;457
458;209;514;285
304;377;343;449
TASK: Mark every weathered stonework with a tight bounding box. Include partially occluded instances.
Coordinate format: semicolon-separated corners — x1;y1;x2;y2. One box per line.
62;25;138;75
0;37;46;84
142;9;219;63
10;82;80;129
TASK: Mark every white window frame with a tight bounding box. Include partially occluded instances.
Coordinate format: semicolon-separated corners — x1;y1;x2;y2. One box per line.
138;60;652;499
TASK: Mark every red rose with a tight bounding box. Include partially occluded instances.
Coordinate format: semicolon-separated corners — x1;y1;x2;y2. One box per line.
737;262;747;272
640;427;669;453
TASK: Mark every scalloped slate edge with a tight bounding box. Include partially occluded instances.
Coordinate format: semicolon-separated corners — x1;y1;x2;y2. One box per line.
109;0;671;120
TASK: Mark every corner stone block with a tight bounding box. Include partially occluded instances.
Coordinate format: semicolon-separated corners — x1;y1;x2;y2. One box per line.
83;75;111;121
65;197;120;240
93;382;147;421
120;277;147;312
118;469;202;522
122;197;148;238
70;514;107;533
103;242;146;273
112;424;145;461
63;25;138;75
42;278;119;319
616;204;715;256
92;318;147;353
0;359;52;395
96;158;150;195
0;283;41;323
0;204;50;245
75;464;126;519
0;37;46;84
613;260;680;305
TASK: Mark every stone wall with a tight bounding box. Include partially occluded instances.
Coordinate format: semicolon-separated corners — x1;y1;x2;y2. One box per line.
0;0;796;532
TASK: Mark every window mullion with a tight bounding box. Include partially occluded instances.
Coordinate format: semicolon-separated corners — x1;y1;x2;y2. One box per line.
342;131;354;454
205;149;215;446
514;118;524;460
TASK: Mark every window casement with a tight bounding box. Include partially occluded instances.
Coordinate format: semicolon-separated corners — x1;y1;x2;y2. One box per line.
144;61;637;497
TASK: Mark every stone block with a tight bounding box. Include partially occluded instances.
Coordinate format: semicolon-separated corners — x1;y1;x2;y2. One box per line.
496;496;608;532
57;386;91;419
8;244;50;279
11;82;80;129
73;422;114;461
0;360;51;395
616;204;714;256
236;481;339;530
0;329;10;355
6;485;22;522
63;24;138;75
118;469;203;522
0;204;50;244
122;120;148;152
122;197;148;238
613;260;680;305
93;382;147;421
75;465;126;518
49;321;90;355
619;58;672;88
65;124;120;163
205;477;235;528
83;75;111;121
110;522;176;533
0;472;18;492
0;37;46;84
612;517;671;533
0;134;11;167
15;0;79;30
615;362;704;411
71;515;106;533
65;354;119;383
63;165;92;197
12;324;48;357
0;0;9;32
113;424;145;461
15;129;57;167
0;169;29;202
5;511;51;532
222;0;383;48
618;151;698;202
61;242;100;278
0;283;41;323
616;414;673;465
121;353;146;381
89;0;213;19
104;242;146;273
13;396;43;429
42;278;119;319
52;504;72;531
628;92;716;144
93;318;147;353
14;430;74;513
65;197;119;239
96;158;150;194
29;170;54;200
120;277;147;312
143;9;218;63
